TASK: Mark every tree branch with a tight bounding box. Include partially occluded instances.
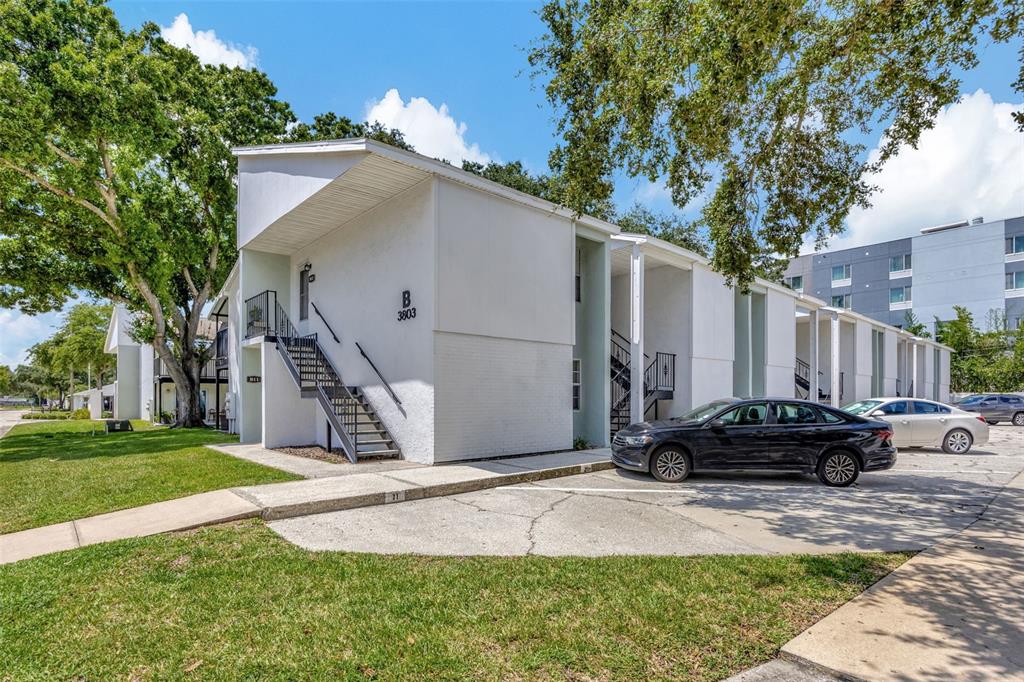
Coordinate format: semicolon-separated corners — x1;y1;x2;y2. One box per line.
0;158;119;234
182;267;199;299
45;140;83;168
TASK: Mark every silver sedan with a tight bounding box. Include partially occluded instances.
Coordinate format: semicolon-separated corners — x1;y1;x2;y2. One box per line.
842;398;989;454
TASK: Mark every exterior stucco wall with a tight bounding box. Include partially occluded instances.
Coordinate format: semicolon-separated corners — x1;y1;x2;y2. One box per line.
883;329;899;396
853;320;874;401
573;235;610;446
433;179;574;460
764;289;796;397
262;342;317;448
289;178;436;463
690;265;735;406
912;221;1006;332
114;346;140;419
237;152;367;248
641;265;693;415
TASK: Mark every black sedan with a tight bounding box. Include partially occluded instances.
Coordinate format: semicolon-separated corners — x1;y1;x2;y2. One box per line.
611;398;896;487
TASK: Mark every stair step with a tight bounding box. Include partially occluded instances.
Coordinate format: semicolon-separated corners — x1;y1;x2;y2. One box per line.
356;448;400;458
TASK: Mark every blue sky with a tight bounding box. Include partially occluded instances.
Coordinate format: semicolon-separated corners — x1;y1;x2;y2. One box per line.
1;1;1022;369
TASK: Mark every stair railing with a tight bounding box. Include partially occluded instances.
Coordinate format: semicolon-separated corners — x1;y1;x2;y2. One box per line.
310;301;340;344
355;341;404;415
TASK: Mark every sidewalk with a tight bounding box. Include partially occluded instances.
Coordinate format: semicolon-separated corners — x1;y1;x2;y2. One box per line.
0;448;613;565
780;468;1024;680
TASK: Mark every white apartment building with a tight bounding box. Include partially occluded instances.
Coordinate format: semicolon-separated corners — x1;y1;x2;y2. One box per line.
173;138;952;465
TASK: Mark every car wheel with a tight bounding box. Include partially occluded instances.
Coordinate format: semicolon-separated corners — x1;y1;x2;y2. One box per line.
650;446;691;483
1013;412;1024;427
986;420;998;425
816;450;860;487
942;429;973;454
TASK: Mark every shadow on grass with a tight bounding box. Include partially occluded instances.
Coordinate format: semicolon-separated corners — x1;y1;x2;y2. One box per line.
0;425;232;464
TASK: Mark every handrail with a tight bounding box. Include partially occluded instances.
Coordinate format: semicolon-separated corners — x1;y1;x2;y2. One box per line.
355;341;402;408
310;301;340;344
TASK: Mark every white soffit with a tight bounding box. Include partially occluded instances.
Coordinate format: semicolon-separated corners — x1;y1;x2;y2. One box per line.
244;153;430;254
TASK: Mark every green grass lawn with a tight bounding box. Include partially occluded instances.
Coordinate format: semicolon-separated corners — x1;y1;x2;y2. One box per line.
0;520;907;680
0;421;298;534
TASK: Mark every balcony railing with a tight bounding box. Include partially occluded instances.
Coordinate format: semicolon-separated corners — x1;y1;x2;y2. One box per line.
245;290;278;339
153;355;218;379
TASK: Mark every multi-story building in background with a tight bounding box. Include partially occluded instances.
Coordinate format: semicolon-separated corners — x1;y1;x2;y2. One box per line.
784;215;1024;333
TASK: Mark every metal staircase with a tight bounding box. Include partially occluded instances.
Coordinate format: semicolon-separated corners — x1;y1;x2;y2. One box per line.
245;291;401;462
795;356;844;403
609;330;675;438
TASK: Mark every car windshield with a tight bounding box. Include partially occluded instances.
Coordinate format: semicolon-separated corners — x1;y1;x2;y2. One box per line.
958;395;984;405
677;400;734;422
842;400;883;415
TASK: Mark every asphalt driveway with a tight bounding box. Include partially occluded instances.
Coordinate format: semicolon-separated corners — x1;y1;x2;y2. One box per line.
270;426;1024;556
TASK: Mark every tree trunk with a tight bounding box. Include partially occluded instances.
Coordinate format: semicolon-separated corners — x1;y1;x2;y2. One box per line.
175;351;206;427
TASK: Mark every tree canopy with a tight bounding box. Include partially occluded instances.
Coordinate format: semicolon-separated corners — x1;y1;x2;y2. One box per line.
529;0;1024;288
937;306;1024;393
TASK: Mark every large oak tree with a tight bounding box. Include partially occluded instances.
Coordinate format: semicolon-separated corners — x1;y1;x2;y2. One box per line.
529;0;1023;288
0;0;294;425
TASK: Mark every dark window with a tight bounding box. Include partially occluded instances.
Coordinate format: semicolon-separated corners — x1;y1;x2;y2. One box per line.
880;401;910;415
299;268;309;321
818;409;845;424
999;396;1022;404
575;247;582;303
912;401;940;414
982;397;999;405
571;359;581;410
774;403;819;425
718;402;768;426
938;405;952;413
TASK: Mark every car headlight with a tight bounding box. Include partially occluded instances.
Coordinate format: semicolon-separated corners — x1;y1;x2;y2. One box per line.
620;435;653;446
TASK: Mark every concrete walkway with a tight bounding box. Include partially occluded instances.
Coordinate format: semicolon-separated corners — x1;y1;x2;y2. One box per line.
0;409;29;439
0;448;612;564
207;443;423;479
780;467;1024;681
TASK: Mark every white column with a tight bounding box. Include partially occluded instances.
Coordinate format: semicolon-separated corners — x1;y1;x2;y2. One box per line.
629;243;645;423
911;341;920;398
809;309;819;401
830;312;841;407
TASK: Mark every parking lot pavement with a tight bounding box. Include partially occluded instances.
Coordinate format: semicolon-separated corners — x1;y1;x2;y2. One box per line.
269;426;1024;557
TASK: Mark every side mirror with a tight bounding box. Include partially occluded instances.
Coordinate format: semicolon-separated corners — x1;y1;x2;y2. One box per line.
708;419;726;429
868;410;885;417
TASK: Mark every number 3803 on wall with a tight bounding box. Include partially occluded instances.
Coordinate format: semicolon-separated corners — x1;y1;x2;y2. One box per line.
397;289;416;321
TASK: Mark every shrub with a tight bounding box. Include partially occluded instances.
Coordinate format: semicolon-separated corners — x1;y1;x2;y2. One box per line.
22;412;72;420
573;436;590;451
159;411;175;424
71;408;91;420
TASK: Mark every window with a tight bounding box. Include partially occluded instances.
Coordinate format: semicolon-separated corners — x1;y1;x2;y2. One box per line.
575;247;582;303
717;402;768;426
912;401;940;414
1006;271;1024;291
785;275;803;292
818;409;845;424
890;286;912;304
1000;396;1023;405
889;254;912;272
880;400;910;415
1006;235;1024;255
299;267;310;321
831;263;852;282
571;359;581;410
774;403;819;425
831;294;851;309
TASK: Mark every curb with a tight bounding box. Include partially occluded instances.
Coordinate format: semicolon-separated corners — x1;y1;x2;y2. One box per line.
255;460;615;521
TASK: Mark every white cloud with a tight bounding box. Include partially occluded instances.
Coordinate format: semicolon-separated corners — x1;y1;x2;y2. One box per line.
364;89;491;166
829;90;1024;249
160;14;257;69
0;308;62;369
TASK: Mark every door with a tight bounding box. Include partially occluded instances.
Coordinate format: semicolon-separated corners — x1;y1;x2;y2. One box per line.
873;400;913;446
978;396;1001;421
766;402;825;467
698;402;770;468
910;400;947;445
